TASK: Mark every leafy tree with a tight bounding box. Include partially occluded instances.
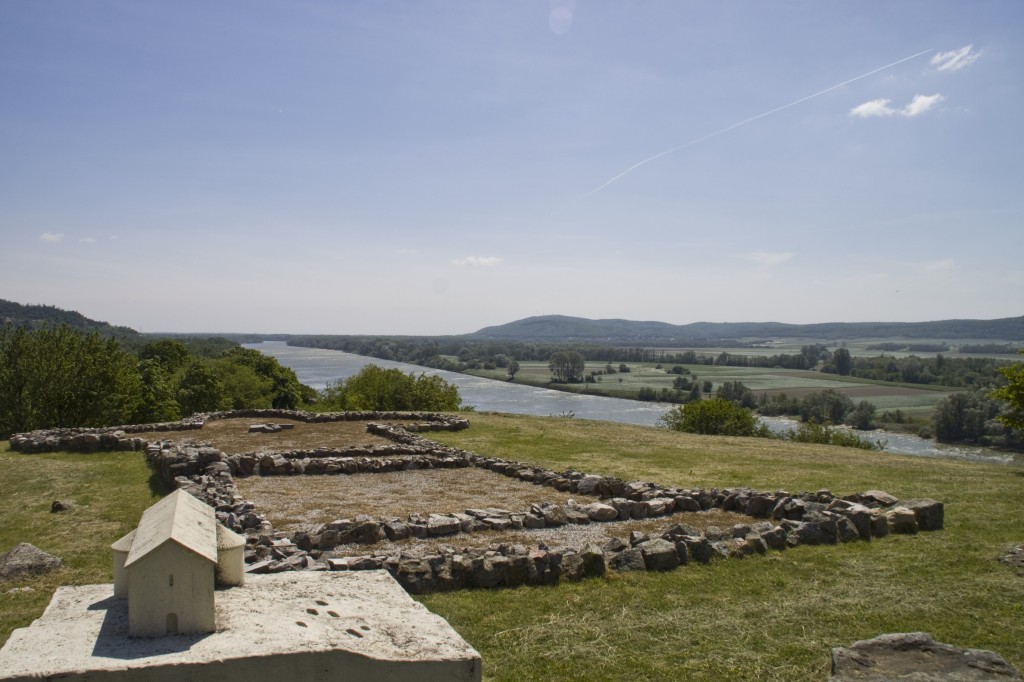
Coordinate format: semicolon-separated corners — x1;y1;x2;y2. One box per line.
549;350;586;383
319;365;461;411
0;324;142;435
132;359;180;423
831;347;852;376
176;361;225;416
507;359;520;379
799;389;854;425
933;390;1002;443
848;400;876;430
139;339;191;373
211;359;274;410
717;381;755;408
992;351;1024;430
221;346;305;408
659;397;764;437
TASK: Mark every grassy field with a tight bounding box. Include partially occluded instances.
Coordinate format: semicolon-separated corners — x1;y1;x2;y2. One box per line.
469;361;954;417
2;414;1022;681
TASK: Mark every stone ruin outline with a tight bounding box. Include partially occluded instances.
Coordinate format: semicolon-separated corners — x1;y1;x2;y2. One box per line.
9;408;945;594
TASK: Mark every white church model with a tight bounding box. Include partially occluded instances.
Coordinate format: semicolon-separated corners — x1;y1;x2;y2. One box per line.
111;489;245;637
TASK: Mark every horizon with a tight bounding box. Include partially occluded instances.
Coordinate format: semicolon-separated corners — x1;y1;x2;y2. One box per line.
2;2;1022;335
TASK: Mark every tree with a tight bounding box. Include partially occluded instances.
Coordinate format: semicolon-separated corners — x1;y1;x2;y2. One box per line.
507;360;520;380
831;347;852;376
992;351;1024;430
548;350;585;383
319;365;461;411
176;361;225;416
659;397;763;437
221;346;305;409
133;359;180;423
799;389;854;424
933;390;1003;443
0;324;142;436
848;400;876;430
717;381;755;408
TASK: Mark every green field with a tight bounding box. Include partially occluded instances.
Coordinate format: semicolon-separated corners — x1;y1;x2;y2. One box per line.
2;414;1023;681
468;361;955;417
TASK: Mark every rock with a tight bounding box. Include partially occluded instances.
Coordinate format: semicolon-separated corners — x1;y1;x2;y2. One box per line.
1001;543;1024;569
609;548;646;572
861;490;900;507
576;474;604;495
900;498;944;531
886;507;919;534
583;502;618;522
638;538;680;571
829;632;1022;681
0;543;62;579
426;515;461;537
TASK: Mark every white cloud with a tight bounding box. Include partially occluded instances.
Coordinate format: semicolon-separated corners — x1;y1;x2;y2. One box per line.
901;93;944;117
931;45;980;72
79;237;97;244
850;98;897;118
850;94;943;119
40;232;65;243
452;255;502;267
738;251;794;267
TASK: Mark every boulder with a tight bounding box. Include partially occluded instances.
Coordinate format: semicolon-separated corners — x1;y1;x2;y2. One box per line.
861;489;900;507
900;498;944;531
583;502;618;522
830;632;1022;681
576;474;604;496
886;507;919;535
1001;543;1024;570
638;538;680;571
0;543;62;579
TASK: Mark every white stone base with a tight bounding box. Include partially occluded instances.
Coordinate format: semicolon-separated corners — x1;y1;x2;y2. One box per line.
0;571;481;682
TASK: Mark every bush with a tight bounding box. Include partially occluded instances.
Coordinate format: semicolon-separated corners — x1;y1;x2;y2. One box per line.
318;365;462;411
660;398;768;437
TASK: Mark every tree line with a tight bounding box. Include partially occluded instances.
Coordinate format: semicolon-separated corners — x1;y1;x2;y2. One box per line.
0;325;312;437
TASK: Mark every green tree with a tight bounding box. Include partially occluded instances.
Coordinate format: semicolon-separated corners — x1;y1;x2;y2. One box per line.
717;381;755;408
139;339;191;373
848;400;876;430
992;351;1024;430
507;359;520;380
659;397;764;437
549;350;586;383
132;359;180;423
0;324;142;435
211;359;274;410
176;360;225;416
799;389;854;424
221;346;305;409
319;365;461;411
831;347;853;376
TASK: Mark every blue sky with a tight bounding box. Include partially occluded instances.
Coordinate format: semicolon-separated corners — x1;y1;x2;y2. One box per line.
2;1;1021;335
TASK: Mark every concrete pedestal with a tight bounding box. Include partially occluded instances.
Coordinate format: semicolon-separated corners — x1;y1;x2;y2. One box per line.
0;571;481;682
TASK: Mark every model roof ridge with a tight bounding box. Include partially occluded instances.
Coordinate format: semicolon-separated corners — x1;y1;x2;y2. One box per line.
122;489;218;568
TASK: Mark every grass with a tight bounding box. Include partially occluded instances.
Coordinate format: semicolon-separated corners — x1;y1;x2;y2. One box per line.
2;413;1023;681
421;413;1024;681
466;361;956;414
0;441;167;644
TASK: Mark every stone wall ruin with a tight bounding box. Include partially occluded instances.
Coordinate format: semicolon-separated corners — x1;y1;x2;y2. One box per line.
10;409;944;595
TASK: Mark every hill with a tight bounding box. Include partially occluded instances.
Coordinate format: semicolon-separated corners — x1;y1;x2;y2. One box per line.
471;314;1024;344
0;299;137;338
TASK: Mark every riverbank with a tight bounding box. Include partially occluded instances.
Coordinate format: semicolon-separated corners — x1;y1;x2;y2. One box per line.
249;342;1012;462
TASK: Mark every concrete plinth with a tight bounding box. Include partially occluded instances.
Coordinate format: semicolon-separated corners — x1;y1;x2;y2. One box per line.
0;571;481;682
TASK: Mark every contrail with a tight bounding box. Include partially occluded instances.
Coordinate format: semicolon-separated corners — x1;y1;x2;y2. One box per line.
557;48;934;211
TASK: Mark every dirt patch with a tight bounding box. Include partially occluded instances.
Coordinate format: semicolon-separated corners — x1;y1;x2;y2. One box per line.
235;467;593;530
131;417;406;454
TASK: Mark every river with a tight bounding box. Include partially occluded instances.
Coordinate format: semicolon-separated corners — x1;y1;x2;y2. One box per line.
247;341;1017;465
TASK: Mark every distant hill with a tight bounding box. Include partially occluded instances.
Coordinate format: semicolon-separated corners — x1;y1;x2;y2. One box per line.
471;315;1024;343
0;299;138;338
